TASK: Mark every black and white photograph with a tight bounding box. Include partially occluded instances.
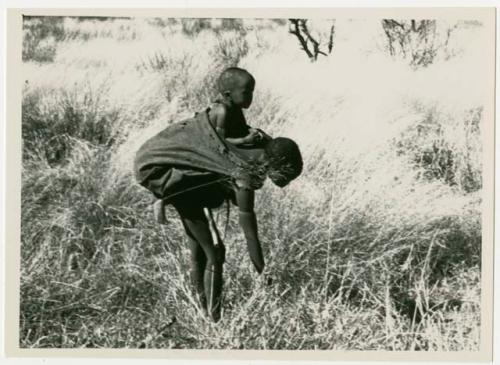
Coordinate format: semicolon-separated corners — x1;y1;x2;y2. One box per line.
5;7;495;360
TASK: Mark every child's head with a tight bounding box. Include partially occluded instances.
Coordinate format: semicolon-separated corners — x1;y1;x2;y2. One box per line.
217;67;255;109
264;137;303;187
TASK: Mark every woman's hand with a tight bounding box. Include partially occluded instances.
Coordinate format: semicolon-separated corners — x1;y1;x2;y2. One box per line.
265;274;273;286
256;272;274;287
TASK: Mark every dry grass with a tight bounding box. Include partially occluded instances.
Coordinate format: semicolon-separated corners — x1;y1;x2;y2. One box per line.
20;16;484;350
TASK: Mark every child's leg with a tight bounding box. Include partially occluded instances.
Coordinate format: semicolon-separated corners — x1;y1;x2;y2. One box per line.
175;205;224;322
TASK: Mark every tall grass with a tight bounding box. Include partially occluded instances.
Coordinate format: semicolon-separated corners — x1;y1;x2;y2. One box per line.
20;17;484;350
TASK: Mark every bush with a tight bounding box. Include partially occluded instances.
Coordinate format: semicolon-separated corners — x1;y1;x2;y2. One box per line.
394;104;482;193
23;16;65;62
22;83;121;165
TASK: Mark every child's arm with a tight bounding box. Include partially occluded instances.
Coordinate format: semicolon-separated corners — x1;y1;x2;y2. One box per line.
227;130;260;146
234;186;264;274
212;105;258;146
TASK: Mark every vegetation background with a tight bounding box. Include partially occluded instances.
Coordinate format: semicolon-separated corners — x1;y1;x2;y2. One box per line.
21;16;487;350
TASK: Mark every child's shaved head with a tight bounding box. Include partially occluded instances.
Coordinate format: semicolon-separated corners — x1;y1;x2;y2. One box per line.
217;67;255;93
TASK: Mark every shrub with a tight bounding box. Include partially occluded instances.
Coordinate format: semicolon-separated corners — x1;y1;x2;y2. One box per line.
22;83;121;165
23;16;65;62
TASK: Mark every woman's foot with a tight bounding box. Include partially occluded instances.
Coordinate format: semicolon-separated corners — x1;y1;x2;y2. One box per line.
153;199;167;224
208;298;222;323
198;293;208;317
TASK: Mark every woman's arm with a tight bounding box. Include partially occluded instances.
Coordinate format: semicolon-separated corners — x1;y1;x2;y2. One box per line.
234;186;264;274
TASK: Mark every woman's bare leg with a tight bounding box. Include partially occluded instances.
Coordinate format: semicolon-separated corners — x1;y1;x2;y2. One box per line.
175;205;224;322
185;233;207;312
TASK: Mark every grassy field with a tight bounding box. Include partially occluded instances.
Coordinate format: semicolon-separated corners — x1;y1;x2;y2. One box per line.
20;17;485;350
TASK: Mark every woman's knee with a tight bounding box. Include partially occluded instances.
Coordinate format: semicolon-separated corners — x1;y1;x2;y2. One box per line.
174;204;224;265
204;248;223;266
203;241;227;265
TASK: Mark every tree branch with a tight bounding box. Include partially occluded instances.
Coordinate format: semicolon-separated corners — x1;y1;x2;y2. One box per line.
288;19;315;60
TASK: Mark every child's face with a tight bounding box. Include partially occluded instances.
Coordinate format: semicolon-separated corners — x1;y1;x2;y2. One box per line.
226;76;255;109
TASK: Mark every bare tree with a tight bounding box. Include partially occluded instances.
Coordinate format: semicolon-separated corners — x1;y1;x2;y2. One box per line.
288;19;335;61
381;19;457;68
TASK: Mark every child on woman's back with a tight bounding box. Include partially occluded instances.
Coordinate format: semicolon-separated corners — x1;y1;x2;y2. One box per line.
209;67;266;146
154;67;268;223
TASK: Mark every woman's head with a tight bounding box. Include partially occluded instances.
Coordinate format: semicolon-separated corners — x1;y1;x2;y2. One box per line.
264;137;303;187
